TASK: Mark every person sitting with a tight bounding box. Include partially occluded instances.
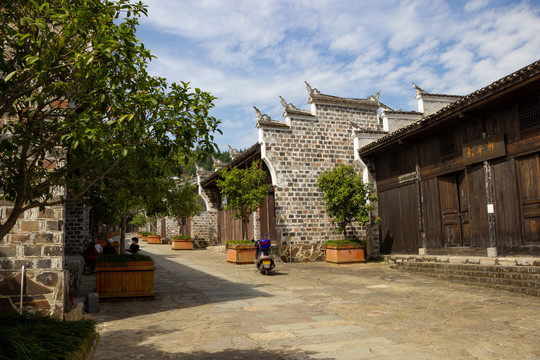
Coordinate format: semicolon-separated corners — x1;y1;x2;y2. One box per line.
125;237;140;254
94;241;103;255
102;239;117;255
84;240;98;273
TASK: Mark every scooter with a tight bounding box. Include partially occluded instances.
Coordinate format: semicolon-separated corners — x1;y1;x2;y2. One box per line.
253;233;275;275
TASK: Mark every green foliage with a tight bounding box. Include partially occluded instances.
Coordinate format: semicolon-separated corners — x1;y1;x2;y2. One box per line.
165;180;204;223
130;213;149;228
172;235;192;240
139;231;153;236
185;146;232;175
0;313;97;360
317;164;378;239
325;239;366;247
226;239;255;248
216;161;270;239
0;0;221;239
96;253;153;262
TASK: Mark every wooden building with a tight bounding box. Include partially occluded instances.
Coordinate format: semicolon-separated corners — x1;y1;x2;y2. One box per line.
359;60;540;257
198;143;276;244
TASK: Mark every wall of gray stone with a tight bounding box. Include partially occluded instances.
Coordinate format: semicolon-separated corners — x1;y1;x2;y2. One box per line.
65;200;91;256
261;102;381;259
0;201;66;317
192;210;218;247
157;217;180;241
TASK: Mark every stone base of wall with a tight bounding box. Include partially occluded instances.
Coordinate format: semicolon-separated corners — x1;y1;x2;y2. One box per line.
193;237;208;249
64;255;85;293
0;269;65;318
276;244;326;262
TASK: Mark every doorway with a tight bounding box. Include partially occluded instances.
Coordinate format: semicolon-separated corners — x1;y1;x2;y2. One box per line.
438;171;471;247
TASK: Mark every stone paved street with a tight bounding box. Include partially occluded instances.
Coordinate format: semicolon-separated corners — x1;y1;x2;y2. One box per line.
89;241;540;359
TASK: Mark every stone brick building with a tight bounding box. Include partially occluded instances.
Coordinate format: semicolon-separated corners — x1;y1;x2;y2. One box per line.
195;84;407;261
0;187;68;317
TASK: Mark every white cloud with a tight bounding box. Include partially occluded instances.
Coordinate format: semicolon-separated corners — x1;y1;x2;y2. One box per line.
137;0;540;150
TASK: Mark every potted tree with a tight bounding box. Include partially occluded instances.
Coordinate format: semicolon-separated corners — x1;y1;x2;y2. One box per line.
166;180;204;249
146;233;162;244
217;161;270;263
225;240;256;264
317;164;379;263
95;253;155;299
172;235;193;250
139;231;152;242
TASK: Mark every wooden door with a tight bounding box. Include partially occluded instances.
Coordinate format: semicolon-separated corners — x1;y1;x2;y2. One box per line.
438;171;471;247
516;153;540;244
160;218;166;239
438;174;462;247
259;191;276;242
458;172;471;246
179;217;192;237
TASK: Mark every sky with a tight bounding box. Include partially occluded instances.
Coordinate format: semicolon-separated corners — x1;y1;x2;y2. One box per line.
135;0;540;152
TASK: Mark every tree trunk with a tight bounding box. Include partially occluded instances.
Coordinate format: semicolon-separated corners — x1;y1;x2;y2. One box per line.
0;197;26;240
241;217;248;240
120;213;127;253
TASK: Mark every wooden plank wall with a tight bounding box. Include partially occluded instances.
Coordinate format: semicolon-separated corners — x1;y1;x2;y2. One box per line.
378;182;420;253
217;209;254;243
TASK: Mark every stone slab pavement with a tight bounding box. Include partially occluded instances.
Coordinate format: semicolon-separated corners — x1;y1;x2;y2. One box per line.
87;241;540;359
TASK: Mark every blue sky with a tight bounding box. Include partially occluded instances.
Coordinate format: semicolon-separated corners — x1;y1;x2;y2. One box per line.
135;0;540;152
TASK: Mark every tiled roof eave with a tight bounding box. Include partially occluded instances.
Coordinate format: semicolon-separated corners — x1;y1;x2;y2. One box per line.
308;93;380;108
200;143;261;187
359;59;540;156
256;119;290;129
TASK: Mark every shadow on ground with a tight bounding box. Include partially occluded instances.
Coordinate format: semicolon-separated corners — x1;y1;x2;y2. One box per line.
81;247;273;322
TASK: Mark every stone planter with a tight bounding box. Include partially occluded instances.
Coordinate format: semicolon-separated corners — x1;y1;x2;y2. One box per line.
226;246;256;264
147;235;162;244
325;245;365;264
96;261;155;299
172;239;193;250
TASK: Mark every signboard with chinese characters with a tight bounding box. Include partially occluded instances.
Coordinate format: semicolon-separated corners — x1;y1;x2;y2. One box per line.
462;134;506;165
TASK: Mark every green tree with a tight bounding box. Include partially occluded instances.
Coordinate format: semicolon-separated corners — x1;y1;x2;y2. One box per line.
216;161;270;240
0;0;221;239
316;164;378;239
165;179;204;228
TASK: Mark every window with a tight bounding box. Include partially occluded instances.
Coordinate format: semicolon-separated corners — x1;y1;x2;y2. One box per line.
389;152;401;175
519;94;540;132
439;132;456;160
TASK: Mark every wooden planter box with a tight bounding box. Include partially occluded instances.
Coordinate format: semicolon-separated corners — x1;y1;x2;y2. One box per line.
226;246;256;264
172;239;193;250
94;238;107;247
326;246;365;264
96;261;155;299
147;235;161;244
142;235;148;242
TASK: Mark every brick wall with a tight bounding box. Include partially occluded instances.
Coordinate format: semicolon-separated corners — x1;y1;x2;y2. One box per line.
65;200;91;256
259;92;382;260
0;200;66;317
192;186;220;246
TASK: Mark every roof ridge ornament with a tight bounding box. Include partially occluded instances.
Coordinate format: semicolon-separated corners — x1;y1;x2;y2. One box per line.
305;81;320;95
368;90;381;101
253;106;272;122
279;96;298;110
412;83;427;95
228;145;240;159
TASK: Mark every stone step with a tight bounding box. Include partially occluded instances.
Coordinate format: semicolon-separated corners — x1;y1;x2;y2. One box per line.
393;261;540;274
391;262;540;281
390;264;540;287
390;263;540;297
